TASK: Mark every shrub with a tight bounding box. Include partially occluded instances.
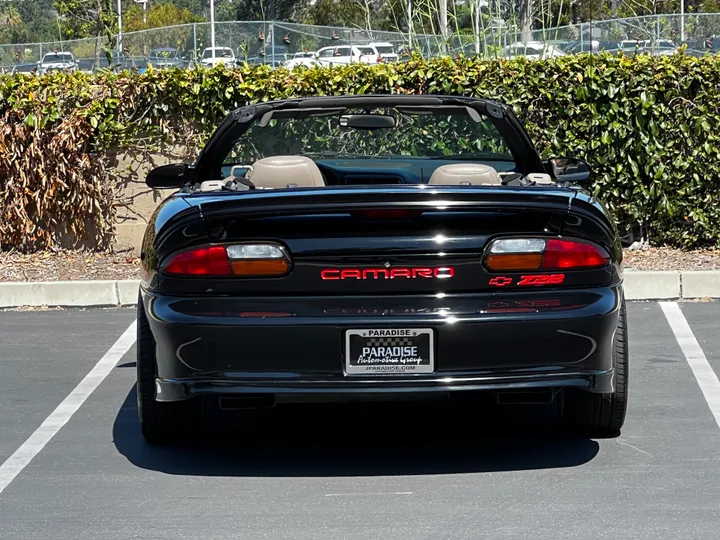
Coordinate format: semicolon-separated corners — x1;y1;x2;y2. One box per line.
1;53;720;250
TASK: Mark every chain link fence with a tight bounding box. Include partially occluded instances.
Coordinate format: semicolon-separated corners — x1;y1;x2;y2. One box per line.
2;13;720;72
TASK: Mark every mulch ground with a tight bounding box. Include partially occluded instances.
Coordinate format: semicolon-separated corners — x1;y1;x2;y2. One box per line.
1;247;720;282
0;251;140;282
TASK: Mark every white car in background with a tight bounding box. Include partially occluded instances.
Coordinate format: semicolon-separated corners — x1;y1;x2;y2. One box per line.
200;47;236;67
283;56;321;70
501;42;566;60
620;39;678;56
39;52;76;74
368;42;399;63
314;45;378;66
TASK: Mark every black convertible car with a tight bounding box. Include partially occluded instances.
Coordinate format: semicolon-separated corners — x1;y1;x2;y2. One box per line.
138;94;627;443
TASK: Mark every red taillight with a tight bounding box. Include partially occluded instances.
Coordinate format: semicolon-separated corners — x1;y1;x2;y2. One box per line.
163;242;291;277
485;237;609;271
164;246;232;276
542;239;608;269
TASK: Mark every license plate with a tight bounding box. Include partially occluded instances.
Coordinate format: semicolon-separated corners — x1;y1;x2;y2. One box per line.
344;328;434;375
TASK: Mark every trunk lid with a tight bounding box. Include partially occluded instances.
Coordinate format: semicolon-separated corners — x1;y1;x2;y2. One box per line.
178;185;574;295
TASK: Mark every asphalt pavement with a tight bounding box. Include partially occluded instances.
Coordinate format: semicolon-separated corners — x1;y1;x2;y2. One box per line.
0;302;719;540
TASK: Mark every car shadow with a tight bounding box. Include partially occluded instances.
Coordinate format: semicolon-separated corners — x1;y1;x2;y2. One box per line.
113;385;600;477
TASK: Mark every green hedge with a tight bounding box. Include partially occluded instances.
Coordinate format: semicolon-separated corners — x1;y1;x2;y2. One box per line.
1;53;720;250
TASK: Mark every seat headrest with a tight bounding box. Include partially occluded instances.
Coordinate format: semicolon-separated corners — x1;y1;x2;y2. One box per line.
428;163;501;186
246;156;325;189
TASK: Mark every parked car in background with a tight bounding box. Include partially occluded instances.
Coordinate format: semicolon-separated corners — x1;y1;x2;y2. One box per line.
369;42;399;62
702;35;720;52
565;40;600;54
247;50;290;67
75;58;96;74
200;47;236;67
258;44;289;57
148;47;186;69
11;62;38;75
73;54;135;74
39;52;76;74
315;45;378;66
501;42;565;60
282;55;321;70
618;39;678;56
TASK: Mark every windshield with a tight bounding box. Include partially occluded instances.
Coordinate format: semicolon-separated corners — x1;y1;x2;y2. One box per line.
43;54;72;63
374;46;395;54
357;47;376;56
222;107;513;167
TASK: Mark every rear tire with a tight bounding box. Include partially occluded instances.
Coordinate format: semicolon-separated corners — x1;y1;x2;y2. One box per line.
136;293;201;444
561;298;628;437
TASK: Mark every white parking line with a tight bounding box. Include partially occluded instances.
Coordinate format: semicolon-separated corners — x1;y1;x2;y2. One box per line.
324;492;414;497
660;302;720;428
0;321;137;496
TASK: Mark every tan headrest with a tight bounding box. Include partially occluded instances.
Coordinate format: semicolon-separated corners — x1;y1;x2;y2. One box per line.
247;155;325;189
428;163;501;186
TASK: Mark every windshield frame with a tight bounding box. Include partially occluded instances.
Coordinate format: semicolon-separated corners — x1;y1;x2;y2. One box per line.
194;95;544;182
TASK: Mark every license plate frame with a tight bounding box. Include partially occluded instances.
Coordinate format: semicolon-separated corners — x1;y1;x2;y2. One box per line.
344;328;434;375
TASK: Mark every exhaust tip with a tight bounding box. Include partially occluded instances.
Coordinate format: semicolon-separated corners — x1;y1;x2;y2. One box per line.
496;389;555;405
219;395;276;410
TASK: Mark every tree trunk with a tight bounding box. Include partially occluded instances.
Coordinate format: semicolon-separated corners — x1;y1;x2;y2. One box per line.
520;0;533;43
438;0;449;51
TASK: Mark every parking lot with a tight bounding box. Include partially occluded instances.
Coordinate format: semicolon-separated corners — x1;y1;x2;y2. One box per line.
0;301;719;539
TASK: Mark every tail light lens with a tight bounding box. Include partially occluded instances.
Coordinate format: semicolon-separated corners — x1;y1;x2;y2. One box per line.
163;243;291;277
164;246;232;276
226;243;290;276
485;238;609;271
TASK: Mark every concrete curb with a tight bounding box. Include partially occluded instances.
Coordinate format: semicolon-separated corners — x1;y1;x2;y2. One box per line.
0;272;719;307
0;280;141;308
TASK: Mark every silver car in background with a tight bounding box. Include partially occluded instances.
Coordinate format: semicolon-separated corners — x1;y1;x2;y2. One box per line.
39;52;76;75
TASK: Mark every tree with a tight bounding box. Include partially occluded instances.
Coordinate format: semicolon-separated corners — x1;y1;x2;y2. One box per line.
217;0;308;22
0;0;58;44
124;2;202;31
52;0;116;40
305;0;366;27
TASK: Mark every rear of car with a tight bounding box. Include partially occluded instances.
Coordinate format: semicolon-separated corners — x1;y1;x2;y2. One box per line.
39;52;76;74
148;48;186;69
316;45;378;66
137;95;626;444
200;47;236;67
369;42;399;63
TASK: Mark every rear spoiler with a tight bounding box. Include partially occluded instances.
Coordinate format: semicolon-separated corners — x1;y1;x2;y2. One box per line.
187;185;576;220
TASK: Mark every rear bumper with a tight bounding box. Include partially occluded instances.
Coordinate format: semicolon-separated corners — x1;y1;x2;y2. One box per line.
156;370;615;402
143;286;622;402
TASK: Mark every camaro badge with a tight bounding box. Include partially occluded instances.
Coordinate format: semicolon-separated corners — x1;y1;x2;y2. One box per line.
321;267;455;280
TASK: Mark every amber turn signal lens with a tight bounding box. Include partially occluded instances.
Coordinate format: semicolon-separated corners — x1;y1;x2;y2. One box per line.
485;253;543;271
231;259;290;277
